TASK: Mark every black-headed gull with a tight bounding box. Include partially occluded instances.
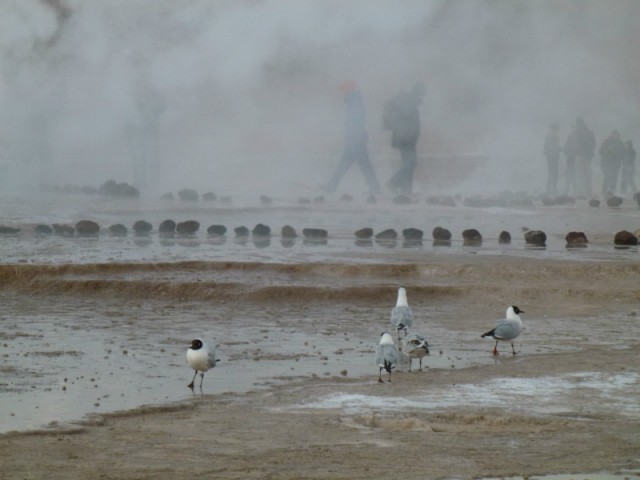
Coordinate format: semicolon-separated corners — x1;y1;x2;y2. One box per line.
481;306;524;356
186;338;217;389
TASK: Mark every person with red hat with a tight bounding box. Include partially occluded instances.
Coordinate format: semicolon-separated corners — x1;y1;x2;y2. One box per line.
321;81;381;194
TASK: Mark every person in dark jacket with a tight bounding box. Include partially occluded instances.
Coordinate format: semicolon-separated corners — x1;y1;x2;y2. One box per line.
543;123;562;196
573;118;596;197
562;124;578;196
620;140;637;195
599;129;626;196
385;83;426;195
322;81;381;194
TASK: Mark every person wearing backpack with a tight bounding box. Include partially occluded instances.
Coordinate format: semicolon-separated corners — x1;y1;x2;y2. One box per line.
321;81;382;194
384;83;426;195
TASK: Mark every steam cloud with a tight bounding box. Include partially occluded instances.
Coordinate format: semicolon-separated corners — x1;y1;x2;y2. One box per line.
1;0;638;196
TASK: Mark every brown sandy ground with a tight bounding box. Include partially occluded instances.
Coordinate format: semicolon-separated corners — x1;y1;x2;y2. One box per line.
1;257;640;479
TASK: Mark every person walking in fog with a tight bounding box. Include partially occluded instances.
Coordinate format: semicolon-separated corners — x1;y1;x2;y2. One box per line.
543;123;562;196
322;81;381;194
599;129;625;197
563;124;578;196
620;140;637;196
572;118;596;198
384;83;426;195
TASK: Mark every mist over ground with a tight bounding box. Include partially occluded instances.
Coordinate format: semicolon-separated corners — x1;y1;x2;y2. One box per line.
1;0;638;197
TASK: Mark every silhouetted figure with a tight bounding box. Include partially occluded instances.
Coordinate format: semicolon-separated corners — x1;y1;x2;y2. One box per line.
384;83;426;195
562;124;578;196
573;118;596;197
323;81;381;194
543;123;561;196
599;130;626;196
620;140;637;195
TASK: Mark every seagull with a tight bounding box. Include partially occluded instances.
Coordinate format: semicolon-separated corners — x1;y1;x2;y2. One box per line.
390;286;413;340
375;332;399;383
481;306;524;356
402;332;430;371
186;338;217;389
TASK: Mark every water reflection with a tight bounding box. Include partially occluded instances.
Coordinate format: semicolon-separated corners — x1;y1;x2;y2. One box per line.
433;240;451;247
402;239;423;249
354;239;373;248
281;238;297;248
375;238;397;249
252;236;271;249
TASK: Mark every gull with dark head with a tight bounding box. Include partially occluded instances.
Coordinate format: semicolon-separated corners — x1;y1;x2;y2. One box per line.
390;286;413;340
186;338;217;389
481;306;524;356
375;332;399;383
402;332;430;371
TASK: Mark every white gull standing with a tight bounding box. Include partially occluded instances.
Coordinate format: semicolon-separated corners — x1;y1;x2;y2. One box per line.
481;306;524;356
402;332;430;371
375;332;400;383
186;338;217;389
390;286;413;340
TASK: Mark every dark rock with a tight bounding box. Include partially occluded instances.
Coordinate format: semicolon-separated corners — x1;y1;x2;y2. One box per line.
432;227;452;241
302;228;328;239
565;231;588;246
252;223;271;236
0;225;20;234
614;230;638;246
298;197;311;205
607;196;623;208
161;192;174;201
354;228;374;239
392;195;412;205
340;194;353;202
108;224;128;237
281;225;297;238
53;224;75;237
178;189;199;202
524;230;547;246
202;192;217;202
589;199;600;208
75;220;100;236
375;229;397;240
207;225;227;236
158;219;176;234
35;224;53;235
498;231;511;244
402;228;423;241
176;220;200;235
133;220;153;235
462;229;482;244
98;180;139;198
234;226;250;237
260;195;273;205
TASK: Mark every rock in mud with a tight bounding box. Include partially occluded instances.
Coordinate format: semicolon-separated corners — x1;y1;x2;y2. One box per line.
252;224;271;236
0;225;20;234
303;228;328;239
53;224;75;237
375;229;398;240
35;224;53;235
202;192;217;202
432;226;452;241
234;226;250;237
133;220;153;235
614;230;638;246
207;225;227;236
498;231;512;244
524;230;547;246
158;220;176;234
565;231;588;247
108;224;128;237
281;225;297;238
402;228;423;241
462;228;482;244
607;196;623;208
354;228;374;239
75;220;100;236
176;220;200;235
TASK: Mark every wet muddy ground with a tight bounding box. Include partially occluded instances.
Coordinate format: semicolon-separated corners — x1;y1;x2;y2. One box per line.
1;192;640;478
